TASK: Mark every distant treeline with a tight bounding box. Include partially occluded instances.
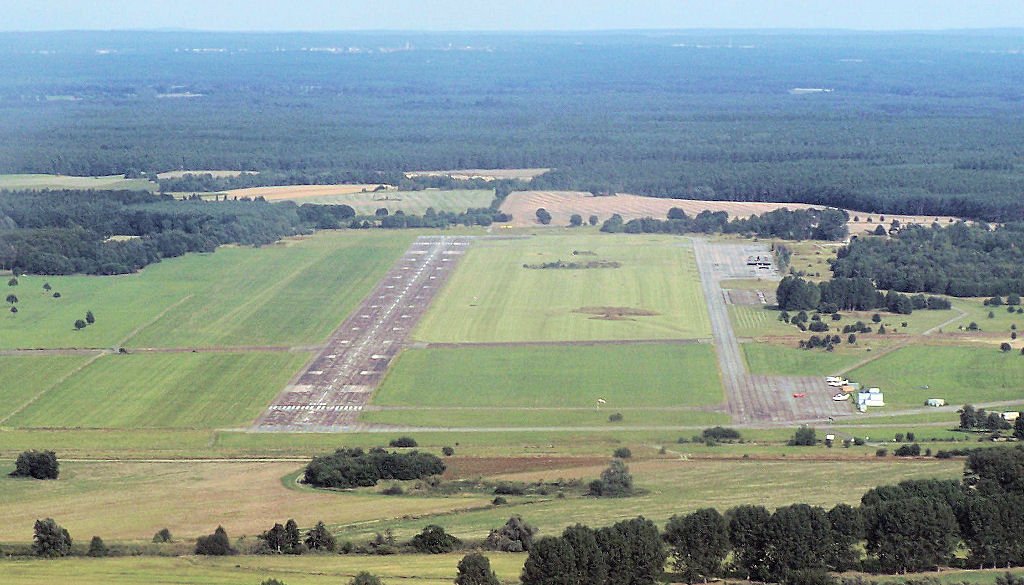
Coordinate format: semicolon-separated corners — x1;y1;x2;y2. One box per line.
600;207;849;241
832;222;1024;297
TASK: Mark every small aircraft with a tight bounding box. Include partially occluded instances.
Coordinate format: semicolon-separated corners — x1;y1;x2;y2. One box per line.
792;392;807;398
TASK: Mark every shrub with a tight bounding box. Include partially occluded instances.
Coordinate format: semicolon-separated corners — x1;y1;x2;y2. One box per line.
492;496;508;505
381;484;404;496
152;528;172;543
613;447;632;459
87;536;109;557
389;436;418;448
588;459;634;497
410;525;461;554
876;448;888;457
351;572;384;585
608;412;623;422
442;446;455;457
195;526;237;555
854;437;866;446
494;482;526;496
702;426;741;441
33;518;72;557
894;443;922;457
456;552;501;585
485;516;536;552
789;426;816;446
11;450;59;480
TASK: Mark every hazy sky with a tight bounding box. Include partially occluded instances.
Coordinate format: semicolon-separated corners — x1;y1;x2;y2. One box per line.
2;0;1023;32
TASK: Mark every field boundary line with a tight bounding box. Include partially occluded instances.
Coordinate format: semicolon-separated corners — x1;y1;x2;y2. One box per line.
0;352;105;426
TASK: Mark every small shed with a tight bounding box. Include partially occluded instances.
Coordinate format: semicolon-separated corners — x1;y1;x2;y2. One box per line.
926;398;946;407
1002;411;1021;422
857;388;885;408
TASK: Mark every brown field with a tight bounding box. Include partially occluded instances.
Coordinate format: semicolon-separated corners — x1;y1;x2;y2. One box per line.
405;168;551;181
220;184;395;201
500;191;818;227
847;212;962;234
155;170;253;179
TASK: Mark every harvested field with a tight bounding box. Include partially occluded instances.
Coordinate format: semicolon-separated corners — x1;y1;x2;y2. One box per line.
500;191;817;227
848;212;961;234
442;456;608;479
220;183;393;201
406;168;550;181
281;188;495;214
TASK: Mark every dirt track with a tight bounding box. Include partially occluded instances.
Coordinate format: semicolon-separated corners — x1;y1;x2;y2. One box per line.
252;235;472;432
693;238;851;424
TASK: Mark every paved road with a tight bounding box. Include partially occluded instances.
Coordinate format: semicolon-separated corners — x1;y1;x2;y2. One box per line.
253;235;472;432
692;238;850;424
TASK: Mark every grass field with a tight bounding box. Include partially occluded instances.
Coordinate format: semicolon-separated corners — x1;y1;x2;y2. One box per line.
0;355;93;420
0;173;154;191
293;189;495;215
414;235;711;343
374;344;723;408
360;408;730;428
0;231;412;349
730;305;795;337
0;554;526;585
743;343;871;376
6;352;311;429
846;345;1024;409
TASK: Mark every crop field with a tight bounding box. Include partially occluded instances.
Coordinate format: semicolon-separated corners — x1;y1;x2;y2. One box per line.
7;352;311;429
847;345;1024;408
0;231;413;349
285;188;495;215
374;344;722;408
499;191;817;228
218;184;391;201
0;173;155;191
414;235;711;343
406;168;551;180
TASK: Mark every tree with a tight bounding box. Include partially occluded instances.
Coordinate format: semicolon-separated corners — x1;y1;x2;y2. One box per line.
87;535;109;557
1001;342;1012;352
960;404;978;430
826;504;863;571
589;459;634;496
521;536;577;585
33;518;73;557
613;447;632;459
11;450;59;479
43;282;51;291
664;508;730;583
304;521;336;552
10;306;16;314
569;214;583;227
442;446;455;456
847;333;857;344
767;504;833;579
561;524;608;585
389;436;418;448
873;224;887;236
153;528;172;543
485;516;536;552
588;215;599;226
85;310;95;324
260;580;287;585
351;572;383;585
790;426;817;446
597;517;666;585
7;277;16;286
411;525;461;554
863;498;958;572
283;519;303;553
195;525;237;555
260;523;289;553
456;553;501;585
1015;416;1024;440
6;294;17;304
727;505;773;581
74;319;86;330
535;208;552;225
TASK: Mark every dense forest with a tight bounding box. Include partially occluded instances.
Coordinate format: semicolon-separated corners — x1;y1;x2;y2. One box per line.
831;222;1024;297
1;31;1023;221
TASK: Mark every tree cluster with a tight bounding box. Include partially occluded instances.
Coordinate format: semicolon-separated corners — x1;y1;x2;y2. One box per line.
303;447;445;489
11;450;59;480
777;275;949;315
600;208;848;242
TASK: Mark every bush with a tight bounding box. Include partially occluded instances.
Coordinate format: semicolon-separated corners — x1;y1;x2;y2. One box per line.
492;496;508;506
456;552;501;585
588;459;634;497
152;528;172;543
894;443;922;457
442;446;455;457
304;447;444;489
195;526;237;556
876;448;888;457
33;518;72;557
389;436;418;448
608;412;623;422
410;525;461;554
702;426;741;442
789;426;817;446
485;516;536;552
351;572;384;585
11;450;59;480
494;482;526;496
381;484;404;496
854;437;866;446
613;447;632;459
87;536;109;557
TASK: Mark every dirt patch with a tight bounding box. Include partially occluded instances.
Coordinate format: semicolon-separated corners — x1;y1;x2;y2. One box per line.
442;456;608;479
574;306;660;321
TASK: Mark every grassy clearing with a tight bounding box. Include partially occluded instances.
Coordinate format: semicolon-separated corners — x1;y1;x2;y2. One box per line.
847;345;1024;409
730;305;795;337
297;189;495;214
415;235;710;343
0;173;154;191
360;408;730;428
0;231;412;349
375;344;722;408
9;352;311;429
743;343;871;376
0;355;92;420
0;553;525;585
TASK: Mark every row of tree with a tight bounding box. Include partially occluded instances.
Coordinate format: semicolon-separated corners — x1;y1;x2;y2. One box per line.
600;208;849;241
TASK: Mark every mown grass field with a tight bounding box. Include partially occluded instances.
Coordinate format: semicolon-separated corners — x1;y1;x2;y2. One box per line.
847;345;1024;409
0;173;155;191
414;235;711;343
374;344;723;408
360;408;731;428
295;188;495;214
0;231;412;349
742;343;870;376
0;355;93;421
7;352;311;428
729;305;795;337
0;553;526;585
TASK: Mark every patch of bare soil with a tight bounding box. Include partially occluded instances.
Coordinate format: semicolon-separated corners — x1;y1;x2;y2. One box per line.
574;306;660;321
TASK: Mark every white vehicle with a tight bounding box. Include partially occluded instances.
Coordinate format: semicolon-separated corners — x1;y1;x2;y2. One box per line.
827;378;849;387
832;393;850;401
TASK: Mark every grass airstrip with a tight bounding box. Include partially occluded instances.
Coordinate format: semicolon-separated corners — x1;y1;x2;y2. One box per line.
0;173;155;192
414;235;711;343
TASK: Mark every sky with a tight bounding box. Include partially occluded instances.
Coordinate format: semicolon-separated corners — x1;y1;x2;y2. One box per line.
1;0;1023;32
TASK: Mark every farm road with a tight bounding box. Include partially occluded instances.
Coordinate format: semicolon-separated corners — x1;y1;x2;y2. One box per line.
692;238;849;424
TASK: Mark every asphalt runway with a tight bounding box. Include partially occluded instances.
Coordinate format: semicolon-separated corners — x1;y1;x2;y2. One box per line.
692;238;850;424
253;235;472;432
